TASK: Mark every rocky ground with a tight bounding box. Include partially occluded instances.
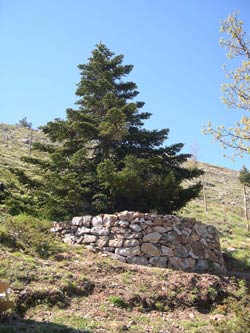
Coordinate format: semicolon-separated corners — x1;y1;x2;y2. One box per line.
0;241;249;333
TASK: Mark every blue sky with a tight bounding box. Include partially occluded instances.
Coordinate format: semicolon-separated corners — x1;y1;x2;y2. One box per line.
1;0;250;170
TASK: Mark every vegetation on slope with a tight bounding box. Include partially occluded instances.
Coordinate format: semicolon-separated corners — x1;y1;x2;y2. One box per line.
0;214;249;333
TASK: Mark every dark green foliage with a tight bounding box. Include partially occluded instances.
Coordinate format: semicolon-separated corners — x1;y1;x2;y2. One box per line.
0;182;9;204
17;116;32;129
108;295;129;309
12;43;202;219
239;166;250;186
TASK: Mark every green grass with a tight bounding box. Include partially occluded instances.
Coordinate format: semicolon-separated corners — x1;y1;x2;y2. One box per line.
182;320;209;332
108;295;130;309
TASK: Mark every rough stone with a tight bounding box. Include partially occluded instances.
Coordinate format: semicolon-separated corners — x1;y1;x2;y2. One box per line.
126;256;148;266
118;220;130;228
145;226;153;233
62;234;77;244
109;238;124;248
160;245;173;256
97;236;109;248
190;242;206;259
103;214;117;227
129;224;142;232
145;213;155;220
55;221;71;230
207;225;217;235
194;224;209;238
169;257;195;270
111;227;128;234
189;249;199;259
204;248;215;261
162;221;173;228
153;216;163;226
144;219;154;226
173;225;182;235
143;232;161;243
125;232;142;239
163;231;181;244
123;239;140;247
92;216;103;227
152;226;168;233
118;211;134;221
149;256;167;268
115;246;141;257
200;238;208;247
189;230;200;242
82;235;97;243
181;235;189;244
174;244;189;257
207;241;216;249
103;247;115;252
182;218;196;228
141;243;160;256
75;227;91;236
195;259;208;271
181;227;192;236
72;216;83;226
82;215;92;227
91;227;109;236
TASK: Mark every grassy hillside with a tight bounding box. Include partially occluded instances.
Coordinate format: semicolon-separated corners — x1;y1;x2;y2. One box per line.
0;123;249;333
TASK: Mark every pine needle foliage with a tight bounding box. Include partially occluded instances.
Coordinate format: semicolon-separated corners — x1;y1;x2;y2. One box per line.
13;43;202;219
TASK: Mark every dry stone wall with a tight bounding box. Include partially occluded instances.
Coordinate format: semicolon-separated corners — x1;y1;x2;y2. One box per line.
52;211;226;274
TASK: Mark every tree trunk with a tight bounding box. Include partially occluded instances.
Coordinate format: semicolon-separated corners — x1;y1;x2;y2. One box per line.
243;184;250;232
201;174;208;213
28;129;33;156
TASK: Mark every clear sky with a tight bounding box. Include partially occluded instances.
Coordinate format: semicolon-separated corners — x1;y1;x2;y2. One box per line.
1;0;250;170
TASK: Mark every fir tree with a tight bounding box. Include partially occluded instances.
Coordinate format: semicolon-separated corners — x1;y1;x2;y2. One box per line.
17;43;202;219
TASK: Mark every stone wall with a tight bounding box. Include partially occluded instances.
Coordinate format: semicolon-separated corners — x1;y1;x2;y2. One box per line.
52;211;226;274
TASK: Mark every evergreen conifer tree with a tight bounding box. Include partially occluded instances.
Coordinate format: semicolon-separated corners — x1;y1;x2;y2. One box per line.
18;43;202;219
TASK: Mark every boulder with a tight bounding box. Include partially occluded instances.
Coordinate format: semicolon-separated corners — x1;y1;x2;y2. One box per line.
92;216;103;227
123;239;140;247
160;245;173;256
115;246;141;257
143;232;161;243
149;256;167;268
126;256;148;266
72;216;83;226
141;243;160;256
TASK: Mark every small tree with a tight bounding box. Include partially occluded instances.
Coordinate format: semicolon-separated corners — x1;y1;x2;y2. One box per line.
18;117;32;129
239;165;250;231
203;12;250;157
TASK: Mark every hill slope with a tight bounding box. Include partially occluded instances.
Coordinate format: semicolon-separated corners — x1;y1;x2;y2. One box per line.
0;123;249;333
